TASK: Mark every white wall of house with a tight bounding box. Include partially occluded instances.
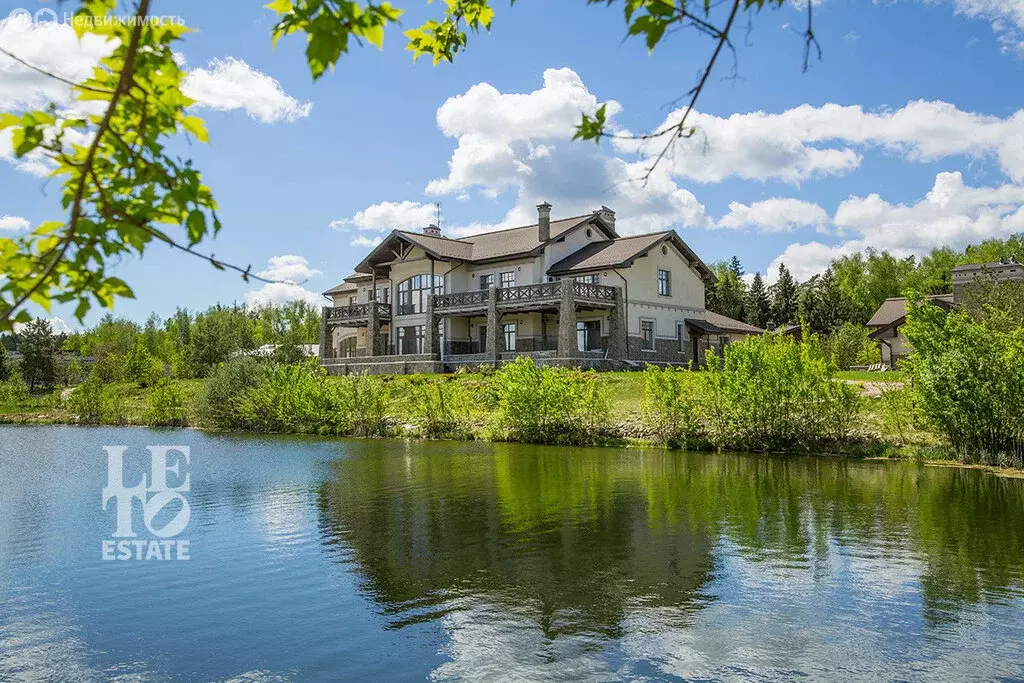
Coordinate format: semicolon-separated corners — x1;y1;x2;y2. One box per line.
614;240;706;341
542;220;607;274
468;257;540;288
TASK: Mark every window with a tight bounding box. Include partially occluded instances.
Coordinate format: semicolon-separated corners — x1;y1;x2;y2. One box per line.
349;296;357;305
641;320;655;351
576;321;589;351
575;274;599;284
397;274;444;314
338;336;357;358
677;322;686;352
500;271;516;288
502;323;516;351
658;269;671;297
377;287;390;304
399;325;424;355
479;273;494;290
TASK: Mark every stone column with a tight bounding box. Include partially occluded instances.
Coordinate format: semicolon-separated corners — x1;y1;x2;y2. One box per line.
607;287;626;360
367;302;380;357
320;306;330;360
425;295;441;358
485;285;499;361
557;279;577;358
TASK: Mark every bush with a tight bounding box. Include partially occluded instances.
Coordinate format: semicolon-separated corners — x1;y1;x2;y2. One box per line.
407;379;473;440
489;357;608;445
641;365;705;448
903;298;1024;467
700;332;860;451
0;371;30;408
145;379;190;427
821;322;879;369
334;372;389;437
876;382;917;447
68;375;104;424
92;352;125;384
198;357;264;430
125;339;164;387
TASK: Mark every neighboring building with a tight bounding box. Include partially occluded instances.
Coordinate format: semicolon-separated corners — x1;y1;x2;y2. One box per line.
320;204;762;374
867;294;954;367
867;260;1024;367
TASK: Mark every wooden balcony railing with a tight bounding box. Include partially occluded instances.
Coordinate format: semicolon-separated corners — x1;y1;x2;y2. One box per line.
497;281;561;303
430;280;618;315
573;281;616;302
326;302;391;323
433;289;489;309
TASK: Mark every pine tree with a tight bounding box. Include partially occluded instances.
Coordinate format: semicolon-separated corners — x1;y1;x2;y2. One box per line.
745;273;771;328
729;256;743;278
18;319;57;392
771;263;799;327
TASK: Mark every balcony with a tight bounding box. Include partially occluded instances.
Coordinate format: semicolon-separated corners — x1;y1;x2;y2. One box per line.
325;302;392;327
431;280;617;316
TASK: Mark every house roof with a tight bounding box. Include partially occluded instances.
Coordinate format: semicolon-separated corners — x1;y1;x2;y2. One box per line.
546;230;715;281
866;294;953;328
952;261;1023;272
323;280;358;296
704;311;765;334
353;213;605;274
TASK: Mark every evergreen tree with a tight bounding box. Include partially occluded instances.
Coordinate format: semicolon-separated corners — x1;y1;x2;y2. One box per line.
729;256;743;278
18;319;58;392
771;263;799;327
706;261;746;321
0;343;10;382
745;273;771;328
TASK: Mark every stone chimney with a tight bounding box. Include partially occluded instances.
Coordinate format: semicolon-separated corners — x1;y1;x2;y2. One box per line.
596;205;616;232
422;223;441;237
537;202;552;242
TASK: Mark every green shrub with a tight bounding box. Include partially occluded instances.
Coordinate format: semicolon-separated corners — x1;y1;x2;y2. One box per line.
0;371;30;408
903;298;1024;467
489;357;608;445
92;352;125;384
876;382;916;447
641;365;705;448
101;388;128;425
701;332;860;451
334;372;389;437
125;338;164;387
145;379;189;427
198;357;264;430
821;322;879;369
68;375;104;424
407;379;473;440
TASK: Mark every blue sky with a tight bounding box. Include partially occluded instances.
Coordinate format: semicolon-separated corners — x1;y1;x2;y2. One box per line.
1;0;1023;329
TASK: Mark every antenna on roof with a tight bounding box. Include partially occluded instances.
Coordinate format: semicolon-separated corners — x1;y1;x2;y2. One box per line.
435;202;442;229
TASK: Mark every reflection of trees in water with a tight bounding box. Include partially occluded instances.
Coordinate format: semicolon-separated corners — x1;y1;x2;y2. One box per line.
317;442;1024;632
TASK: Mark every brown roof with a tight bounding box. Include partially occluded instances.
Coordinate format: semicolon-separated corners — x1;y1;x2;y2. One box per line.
866;294;953;328
546;230;715;280
704;311;765;334
354;213;607;273
323;280;358;296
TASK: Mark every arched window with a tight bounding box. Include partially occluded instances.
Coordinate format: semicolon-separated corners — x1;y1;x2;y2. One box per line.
397;274;444;314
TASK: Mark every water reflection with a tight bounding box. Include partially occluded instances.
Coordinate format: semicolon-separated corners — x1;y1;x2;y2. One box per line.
318;443;1024;651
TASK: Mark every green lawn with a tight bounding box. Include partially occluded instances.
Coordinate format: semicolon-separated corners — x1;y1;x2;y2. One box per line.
836;370;906;382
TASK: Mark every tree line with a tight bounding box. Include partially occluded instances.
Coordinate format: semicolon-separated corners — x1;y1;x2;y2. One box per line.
0;301;323;393
707;234;1024;332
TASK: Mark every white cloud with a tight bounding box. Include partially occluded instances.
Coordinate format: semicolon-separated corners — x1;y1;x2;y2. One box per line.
766;171;1024;280
0;214;30;231
350;235;384;248
183;57;312;124
617;100;1024;184
331;200;437;233
244;255;324;308
13;316;74;335
949;0;1024;55
717;198;829;232
412;68;710;235
256;254;322;282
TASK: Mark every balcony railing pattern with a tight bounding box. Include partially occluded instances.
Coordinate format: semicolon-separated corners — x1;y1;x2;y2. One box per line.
433;289;489;309
497;281;560;303
326;302;391;323
573;281;616;302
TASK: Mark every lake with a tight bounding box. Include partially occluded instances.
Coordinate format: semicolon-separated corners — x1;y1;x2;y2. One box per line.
0;425;1022;681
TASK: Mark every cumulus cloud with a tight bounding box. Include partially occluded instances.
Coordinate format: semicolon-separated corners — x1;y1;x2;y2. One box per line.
376;67;711;236
244;255;324;308
717;198;830;232
948;0;1024;55
350;235;384;248
13;316;74;335
182;58;312;124
330;200;437;233
0;214;30;231
766;172;1024;280
617;100;1024;184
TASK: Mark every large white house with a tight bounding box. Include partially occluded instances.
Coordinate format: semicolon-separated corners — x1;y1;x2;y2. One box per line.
320;203;762;374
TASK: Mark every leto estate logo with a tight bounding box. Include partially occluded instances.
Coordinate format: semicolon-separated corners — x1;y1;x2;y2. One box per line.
101;446;191;561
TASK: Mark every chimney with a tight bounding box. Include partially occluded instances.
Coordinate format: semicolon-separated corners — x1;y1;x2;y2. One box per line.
422;223;441;238
597;205;616;232
537;202;552;242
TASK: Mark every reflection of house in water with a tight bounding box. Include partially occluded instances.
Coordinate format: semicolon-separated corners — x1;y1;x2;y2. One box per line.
314;442;716;637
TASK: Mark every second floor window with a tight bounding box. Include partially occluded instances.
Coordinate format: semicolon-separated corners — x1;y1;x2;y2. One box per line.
397;274;444;314
658;269;671;296
575;274;599;284
500;271;516;288
479;273;494;290
349;296;357;305
377;287;390;304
